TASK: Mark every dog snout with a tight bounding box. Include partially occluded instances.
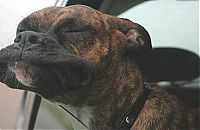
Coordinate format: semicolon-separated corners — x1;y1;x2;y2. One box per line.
14;31;45;48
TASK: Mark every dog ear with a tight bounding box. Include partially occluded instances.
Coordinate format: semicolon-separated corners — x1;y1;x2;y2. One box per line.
107;17;152;56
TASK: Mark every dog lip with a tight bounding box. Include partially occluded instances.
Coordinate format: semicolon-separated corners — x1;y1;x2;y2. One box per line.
0;46;71;64
21;51;92;68
0;45;91;67
9;61;33;87
0;45;22;63
0;46;94;79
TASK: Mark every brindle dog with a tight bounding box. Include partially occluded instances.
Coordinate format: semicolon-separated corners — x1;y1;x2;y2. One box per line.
0;5;199;130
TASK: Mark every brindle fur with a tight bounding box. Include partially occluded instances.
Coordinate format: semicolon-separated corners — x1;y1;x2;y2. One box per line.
0;5;199;130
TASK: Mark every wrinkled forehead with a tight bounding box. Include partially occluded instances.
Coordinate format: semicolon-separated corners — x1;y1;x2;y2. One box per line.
17;5;104;33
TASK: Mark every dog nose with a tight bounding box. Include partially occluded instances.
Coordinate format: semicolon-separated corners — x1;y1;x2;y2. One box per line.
14;31;43;48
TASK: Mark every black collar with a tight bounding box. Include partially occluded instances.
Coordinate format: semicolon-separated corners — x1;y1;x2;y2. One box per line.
120;82;151;129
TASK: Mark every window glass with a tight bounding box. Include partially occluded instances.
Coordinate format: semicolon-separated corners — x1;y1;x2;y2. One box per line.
34;100;73;129
35;99;87;129
119;0;199;55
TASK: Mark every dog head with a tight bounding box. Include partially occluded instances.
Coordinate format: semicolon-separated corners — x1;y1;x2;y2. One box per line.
0;5;151;106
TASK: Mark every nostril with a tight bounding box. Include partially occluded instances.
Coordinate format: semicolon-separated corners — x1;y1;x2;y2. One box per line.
28;35;38;44
14;34;22;43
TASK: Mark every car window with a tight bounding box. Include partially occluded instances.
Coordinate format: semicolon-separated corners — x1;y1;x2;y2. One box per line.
35;99;90;129
119;0;199;55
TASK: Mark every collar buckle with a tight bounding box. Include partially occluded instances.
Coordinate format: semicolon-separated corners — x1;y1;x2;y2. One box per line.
120;82;151;129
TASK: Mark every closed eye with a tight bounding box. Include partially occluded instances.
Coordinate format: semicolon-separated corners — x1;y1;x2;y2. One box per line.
59;28;85;33
61;24;94;32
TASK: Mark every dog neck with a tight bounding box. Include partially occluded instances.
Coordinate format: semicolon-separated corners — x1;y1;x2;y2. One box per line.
57;57;146;129
87;56;146;129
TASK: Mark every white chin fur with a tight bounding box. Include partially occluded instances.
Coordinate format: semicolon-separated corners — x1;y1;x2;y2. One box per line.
9;62;33;87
